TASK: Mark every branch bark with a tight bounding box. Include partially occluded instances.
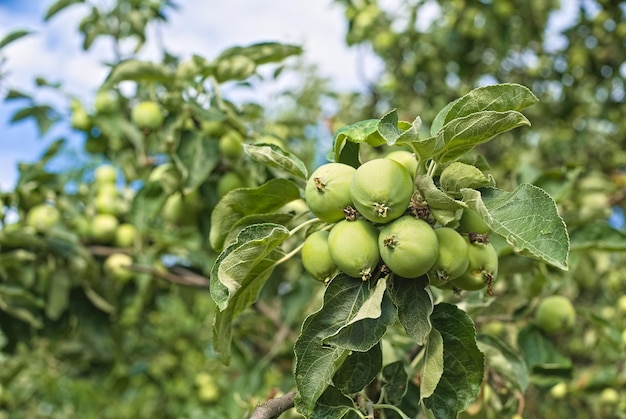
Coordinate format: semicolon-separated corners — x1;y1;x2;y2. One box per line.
250;391;297;419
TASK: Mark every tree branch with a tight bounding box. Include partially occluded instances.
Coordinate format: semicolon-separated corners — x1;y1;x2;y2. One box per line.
250;391;297;419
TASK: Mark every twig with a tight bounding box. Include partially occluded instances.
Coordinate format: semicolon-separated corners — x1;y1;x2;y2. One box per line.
129;264;210;287
250;391;297;419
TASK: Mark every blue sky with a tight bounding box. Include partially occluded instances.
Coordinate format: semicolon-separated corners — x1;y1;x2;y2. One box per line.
0;0;383;191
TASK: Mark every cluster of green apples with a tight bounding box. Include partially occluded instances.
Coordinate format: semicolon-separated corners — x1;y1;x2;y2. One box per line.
88;165;137;282
301;151;498;291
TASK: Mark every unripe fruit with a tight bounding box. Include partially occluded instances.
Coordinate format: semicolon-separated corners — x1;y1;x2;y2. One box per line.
379;216;438;278
350;159;413;224
534;295;576;334
94;165;117;185
384;149;418;176
94;91;119;114
301;230;337;282
428;227;470;286
94;189;120;215
148;163;182;192
217;172;245;198
163;190;201;226
26;204;60;232
452;241;498;291
104;253;134;282
219;131;244;159
617;295;626;315
459;208;490;234
90;214;119;244
114;223;137;248
550;382;568;399
305;163;356;223
599;388;619;405
131;101;163;130
71;108;91;131
328;219;380;280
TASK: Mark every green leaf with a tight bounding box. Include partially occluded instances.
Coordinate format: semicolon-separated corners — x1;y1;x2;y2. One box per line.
382;361;409;405
423;303;484;418
477;334;529;392
129;182;168;230
0;29;32;50
439;162;495;198
5;89;30;100
176;131;220;189
40;139;66;164
294;276;376;416
45;269;72;321
323;277;396;351
420;328;444;400
435;83;538;131
312;386;356;419
461;184;570;270
243;143;308;180
218;42;302;65
10;105;59;136
210;223;288;311
106;60;173;85
333;119;385;164
211;223;289;364
569;222;626;251
435;111;531;163
214;54;256;82
44;0;85;21
333;342;382;394
387;276;433;346
209;178;300;252
517;325;572;375
223;212;294;249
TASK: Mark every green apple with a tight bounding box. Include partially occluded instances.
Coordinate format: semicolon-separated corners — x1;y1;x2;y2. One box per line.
131;101;163;130
114;223;137;248
94;165;117;185
94;90;119;114
535;295;576;334
26;204;60;232
104;253;134;282
90;214;119;244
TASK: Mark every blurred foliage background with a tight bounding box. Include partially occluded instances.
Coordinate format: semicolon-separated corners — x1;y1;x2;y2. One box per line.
1;0;625;418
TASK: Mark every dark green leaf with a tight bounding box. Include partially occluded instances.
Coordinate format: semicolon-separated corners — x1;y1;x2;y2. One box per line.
129;182;168;230
5;89;30;100
423;303;484;418
334;342;382;394
10;105;59;136
176;131;220;189
517;325;572;375
435;111;531;163
45;270;72;320
477;334;529;392
209;178;300;251
462;184;570;270
323;277;396;351
387;275;433;345
0;29;32;50
294;276;374;416
312;386;355;419
382;361;409;405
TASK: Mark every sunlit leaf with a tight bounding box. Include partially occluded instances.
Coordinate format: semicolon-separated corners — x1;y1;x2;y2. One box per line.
462;184;569;270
